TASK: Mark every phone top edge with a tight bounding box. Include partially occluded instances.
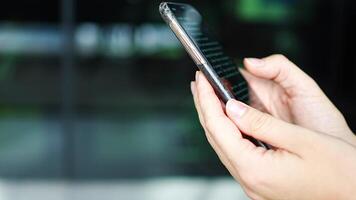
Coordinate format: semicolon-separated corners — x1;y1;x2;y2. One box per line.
159;2;170;20
159;3;206;66
159;2;193;15
160;2;193;7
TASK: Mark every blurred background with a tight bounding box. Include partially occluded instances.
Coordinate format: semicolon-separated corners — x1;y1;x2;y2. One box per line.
0;0;355;199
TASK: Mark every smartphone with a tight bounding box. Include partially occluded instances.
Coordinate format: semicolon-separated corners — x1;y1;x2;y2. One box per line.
159;2;269;149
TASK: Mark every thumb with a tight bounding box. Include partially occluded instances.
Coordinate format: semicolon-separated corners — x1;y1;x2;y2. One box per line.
226;99;316;154
243;54;320;96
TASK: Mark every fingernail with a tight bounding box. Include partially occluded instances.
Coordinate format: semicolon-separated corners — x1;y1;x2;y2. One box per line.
195;71;199;81
245;58;265;67
227;100;247;118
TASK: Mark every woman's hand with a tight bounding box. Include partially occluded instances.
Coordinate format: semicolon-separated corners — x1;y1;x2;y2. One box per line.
241;55;356;146
191;71;356;200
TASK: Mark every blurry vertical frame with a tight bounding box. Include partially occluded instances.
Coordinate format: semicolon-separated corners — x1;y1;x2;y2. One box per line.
159;2;269;149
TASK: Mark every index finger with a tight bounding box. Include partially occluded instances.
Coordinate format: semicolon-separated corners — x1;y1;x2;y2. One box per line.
196;72;257;168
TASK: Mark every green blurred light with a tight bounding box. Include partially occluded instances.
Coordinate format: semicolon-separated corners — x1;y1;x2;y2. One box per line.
236;0;290;22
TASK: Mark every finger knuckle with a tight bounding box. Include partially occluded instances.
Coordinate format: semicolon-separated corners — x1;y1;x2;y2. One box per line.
204;116;215;132
204;115;224;133
205;133;215;147
249;112;272;134
242;171;266;190
271;53;288;61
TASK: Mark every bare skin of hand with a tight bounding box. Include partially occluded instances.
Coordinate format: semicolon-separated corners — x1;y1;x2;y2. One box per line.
241;55;356;146
190;55;356;200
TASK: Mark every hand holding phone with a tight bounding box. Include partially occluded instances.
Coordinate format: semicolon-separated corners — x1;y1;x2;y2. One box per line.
159;2;269;148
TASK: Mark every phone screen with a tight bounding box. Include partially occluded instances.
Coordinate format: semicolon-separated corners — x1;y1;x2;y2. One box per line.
166;3;249;104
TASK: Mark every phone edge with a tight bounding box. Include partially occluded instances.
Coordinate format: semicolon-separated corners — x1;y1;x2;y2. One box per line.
159;2;234;103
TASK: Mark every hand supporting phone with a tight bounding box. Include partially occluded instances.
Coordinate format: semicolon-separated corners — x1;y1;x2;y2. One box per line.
159;2;269;149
